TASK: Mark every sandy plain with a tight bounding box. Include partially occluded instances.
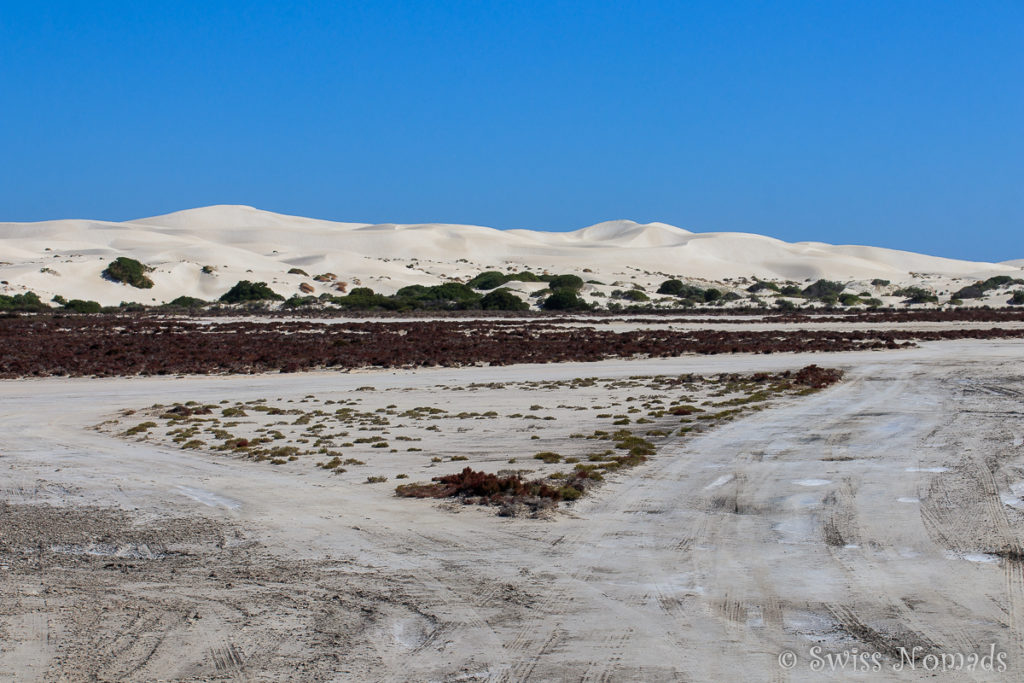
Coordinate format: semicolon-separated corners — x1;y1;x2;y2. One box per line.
1;340;1024;680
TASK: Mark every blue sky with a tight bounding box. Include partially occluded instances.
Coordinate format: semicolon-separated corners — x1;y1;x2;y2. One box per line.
1;1;1021;261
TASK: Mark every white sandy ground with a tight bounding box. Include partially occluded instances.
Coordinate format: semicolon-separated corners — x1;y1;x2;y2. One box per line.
192;313;1024;333
2;204;1021;306
2;339;1024;680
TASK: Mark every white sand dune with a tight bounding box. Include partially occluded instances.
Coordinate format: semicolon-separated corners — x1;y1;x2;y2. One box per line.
1;204;1020;306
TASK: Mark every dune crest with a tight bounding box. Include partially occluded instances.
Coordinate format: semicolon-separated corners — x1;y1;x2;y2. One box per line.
1;205;1020;306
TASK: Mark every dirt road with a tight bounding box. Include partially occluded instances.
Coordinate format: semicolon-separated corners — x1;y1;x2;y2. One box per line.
2;341;1023;680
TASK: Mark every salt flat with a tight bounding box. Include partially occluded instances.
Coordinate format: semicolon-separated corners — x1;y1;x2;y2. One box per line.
2;339;1023;680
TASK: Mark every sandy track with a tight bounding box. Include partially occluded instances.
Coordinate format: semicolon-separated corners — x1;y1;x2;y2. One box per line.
1;341;1023;680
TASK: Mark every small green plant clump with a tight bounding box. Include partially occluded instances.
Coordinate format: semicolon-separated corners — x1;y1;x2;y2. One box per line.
466;270;544;290
103;257;154;289
63;299;103;313
542;289;590;311
546;274;584;292
164;295;207;308
802;279;845;300
893;286;938;304
0;292;49;312
219;280;284;303
480;288;529;311
124;421;158;436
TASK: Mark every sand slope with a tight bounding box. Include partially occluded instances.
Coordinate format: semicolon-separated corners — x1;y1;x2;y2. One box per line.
1;205;1020;306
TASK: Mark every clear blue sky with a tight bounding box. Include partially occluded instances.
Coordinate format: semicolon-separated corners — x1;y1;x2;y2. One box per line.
2;1;1021;261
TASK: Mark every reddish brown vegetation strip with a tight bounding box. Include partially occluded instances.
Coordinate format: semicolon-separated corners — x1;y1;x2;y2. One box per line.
396;467;571;505
1;314;1023;378
791;364;844;388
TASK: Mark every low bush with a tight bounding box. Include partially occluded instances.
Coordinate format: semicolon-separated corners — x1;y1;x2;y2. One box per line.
63;299;102;313
802;279;845;299
283;295;318;308
466;271;509;290
0;292;48;312
612;289;649;302
547;274;584;292
103;257;154;289
746;280;780;293
480;288;529;311
219;280;284;303
894;286;938;304
164;296;207;308
542;289;590;311
952;285;984;299
657;279;685;295
703;288;722;302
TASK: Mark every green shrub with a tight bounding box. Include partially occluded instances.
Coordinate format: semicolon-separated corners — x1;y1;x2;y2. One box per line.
103;257;154;288
952;276;1022;300
0;291;49;312
614;289;649;302
506;271;542;282
219;280;283;303
282;295;318;308
871;279;891;287
542;289;590;311
466;271;509;290
331;287;401;310
746;280;780;293
982;275;1016;289
547;274;584;292
1010;290;1024;306
164;295;207;308
802;279;845;299
287;267;309;276
557;485;583;501
480;288;529;310
125;421;158;436
657;279;685;295
396;282;481;306
952;285;984;299
894;286;938;304
63;299;102;313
